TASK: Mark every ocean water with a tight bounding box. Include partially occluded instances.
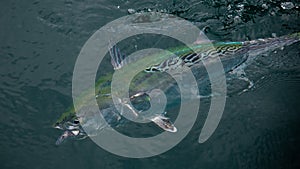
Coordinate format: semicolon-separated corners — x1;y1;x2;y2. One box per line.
0;0;300;169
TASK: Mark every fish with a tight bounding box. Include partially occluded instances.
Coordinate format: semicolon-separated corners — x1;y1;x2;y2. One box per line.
54;32;300;145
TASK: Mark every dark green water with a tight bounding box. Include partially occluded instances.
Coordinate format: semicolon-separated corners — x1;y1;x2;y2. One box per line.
1;0;300;169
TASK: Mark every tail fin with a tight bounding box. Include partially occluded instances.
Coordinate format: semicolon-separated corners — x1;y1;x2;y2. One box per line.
287;32;300;39
279;32;300;45
243;31;300;53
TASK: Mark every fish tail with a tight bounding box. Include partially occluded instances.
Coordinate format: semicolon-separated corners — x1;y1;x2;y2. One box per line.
287;32;300;39
243;31;300;52
279;31;300;44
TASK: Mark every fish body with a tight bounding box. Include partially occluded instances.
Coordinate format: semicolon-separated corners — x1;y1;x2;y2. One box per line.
54;32;300;144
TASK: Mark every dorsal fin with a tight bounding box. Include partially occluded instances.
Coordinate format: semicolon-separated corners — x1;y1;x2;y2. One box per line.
194;27;213;44
109;44;126;70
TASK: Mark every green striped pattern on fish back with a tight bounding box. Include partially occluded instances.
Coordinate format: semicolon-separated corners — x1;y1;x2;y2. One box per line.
145;42;243;72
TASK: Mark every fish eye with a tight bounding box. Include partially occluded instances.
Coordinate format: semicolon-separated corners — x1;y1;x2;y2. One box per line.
73;119;79;124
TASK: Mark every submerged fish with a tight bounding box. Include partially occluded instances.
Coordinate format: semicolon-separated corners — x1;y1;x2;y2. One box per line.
54;32;300;145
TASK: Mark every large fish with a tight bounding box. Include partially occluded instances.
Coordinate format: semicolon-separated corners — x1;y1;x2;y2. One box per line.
54;32;300;145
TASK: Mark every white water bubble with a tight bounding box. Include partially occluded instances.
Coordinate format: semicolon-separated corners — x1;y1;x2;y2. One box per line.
227;5;231;10
160;9;167;13
234;16;241;23
270;11;276;16
281;2;295;10
127;8;136;14
262;4;268;9
236;3;244;12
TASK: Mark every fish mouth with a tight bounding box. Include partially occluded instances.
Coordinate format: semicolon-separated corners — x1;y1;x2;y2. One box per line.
55;128;87;145
55;130;77;145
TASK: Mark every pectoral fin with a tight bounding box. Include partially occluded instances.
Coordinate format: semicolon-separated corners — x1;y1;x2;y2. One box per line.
193;29;211;45
151;115;177;133
109;44;126;70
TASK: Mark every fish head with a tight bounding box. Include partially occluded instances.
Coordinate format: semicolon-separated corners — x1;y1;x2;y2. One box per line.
53;111;87;145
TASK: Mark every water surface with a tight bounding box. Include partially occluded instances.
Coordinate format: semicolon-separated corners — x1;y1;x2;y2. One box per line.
0;0;299;169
